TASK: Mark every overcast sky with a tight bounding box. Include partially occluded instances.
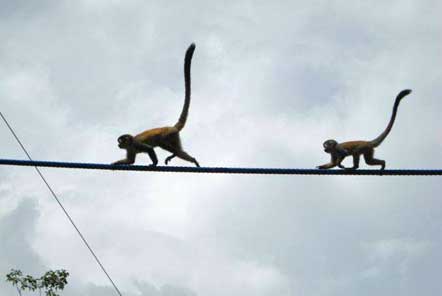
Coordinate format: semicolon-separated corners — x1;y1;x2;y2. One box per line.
1;0;442;295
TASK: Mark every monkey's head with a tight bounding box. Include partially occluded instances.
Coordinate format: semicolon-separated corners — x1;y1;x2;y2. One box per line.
323;139;337;153
117;134;134;149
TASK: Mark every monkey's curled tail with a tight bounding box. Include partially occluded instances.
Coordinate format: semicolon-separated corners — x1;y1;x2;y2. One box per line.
175;43;196;131
370;89;412;148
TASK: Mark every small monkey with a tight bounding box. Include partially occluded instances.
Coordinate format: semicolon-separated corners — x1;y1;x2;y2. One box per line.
317;89;412;171
112;43;200;167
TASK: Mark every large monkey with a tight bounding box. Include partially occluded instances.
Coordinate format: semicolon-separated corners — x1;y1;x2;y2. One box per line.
112;43;200;167
317;89;411;171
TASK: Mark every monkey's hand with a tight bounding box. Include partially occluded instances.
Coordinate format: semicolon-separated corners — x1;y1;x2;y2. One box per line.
112;159;134;165
317;164;331;169
339;165;358;170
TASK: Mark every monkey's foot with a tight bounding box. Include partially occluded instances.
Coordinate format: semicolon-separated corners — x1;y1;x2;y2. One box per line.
165;155;176;165
111;161;132;165
379;166;385;176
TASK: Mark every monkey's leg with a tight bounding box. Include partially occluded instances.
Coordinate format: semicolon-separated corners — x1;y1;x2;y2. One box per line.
174;150;200;167
146;148;159;166
165;154;177;165
159;141;179;165
363;150;385;170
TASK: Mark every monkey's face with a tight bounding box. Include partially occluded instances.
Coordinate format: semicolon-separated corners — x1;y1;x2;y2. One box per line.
117;134;133;149
323;139;337;153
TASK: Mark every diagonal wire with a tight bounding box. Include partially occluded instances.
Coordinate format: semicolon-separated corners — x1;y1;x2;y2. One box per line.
0;112;123;296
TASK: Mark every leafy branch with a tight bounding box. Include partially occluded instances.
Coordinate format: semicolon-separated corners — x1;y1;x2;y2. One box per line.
6;269;69;296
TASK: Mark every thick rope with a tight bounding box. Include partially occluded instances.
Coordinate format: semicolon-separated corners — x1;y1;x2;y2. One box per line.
1;159;441;176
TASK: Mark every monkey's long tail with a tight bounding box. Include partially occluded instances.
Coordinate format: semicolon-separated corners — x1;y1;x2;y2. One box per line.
370;89;412;148
175;43;196;131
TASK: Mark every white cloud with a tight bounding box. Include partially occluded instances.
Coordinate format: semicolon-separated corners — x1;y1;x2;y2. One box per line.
1;1;442;295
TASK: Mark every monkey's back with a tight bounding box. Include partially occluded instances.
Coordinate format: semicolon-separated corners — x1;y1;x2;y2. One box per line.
340;141;372;153
135;126;178;145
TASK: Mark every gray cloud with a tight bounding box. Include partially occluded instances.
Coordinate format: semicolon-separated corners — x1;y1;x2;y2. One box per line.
0;199;197;296
0;199;45;294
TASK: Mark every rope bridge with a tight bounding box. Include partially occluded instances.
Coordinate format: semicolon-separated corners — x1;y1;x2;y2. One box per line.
1;159;441;176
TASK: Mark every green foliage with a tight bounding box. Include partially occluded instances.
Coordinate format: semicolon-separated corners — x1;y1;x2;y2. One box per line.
6;269;69;296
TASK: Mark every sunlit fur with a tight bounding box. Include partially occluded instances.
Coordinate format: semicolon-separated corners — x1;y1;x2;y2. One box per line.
112;43;200;167
317;89;412;171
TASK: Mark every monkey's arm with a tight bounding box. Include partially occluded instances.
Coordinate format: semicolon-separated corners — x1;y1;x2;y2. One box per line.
339;149;361;170
337;157;353;169
335;146;352;169
112;150;136;165
132;141;158;166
